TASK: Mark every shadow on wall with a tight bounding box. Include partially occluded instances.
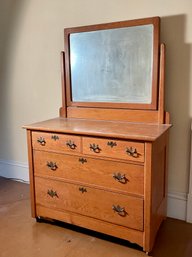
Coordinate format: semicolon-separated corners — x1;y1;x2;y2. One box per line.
0;1;28;158
161;15;191;193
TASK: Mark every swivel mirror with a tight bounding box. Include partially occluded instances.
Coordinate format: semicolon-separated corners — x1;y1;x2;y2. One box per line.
64;17;159;109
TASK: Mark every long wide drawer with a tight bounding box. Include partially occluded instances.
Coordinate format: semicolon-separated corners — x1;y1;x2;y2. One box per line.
36;205;144;247
82;137;144;162
35;177;144;231
33;151;144;195
32;131;81;154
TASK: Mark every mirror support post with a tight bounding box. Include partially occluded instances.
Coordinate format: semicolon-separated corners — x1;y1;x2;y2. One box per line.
60;51;67;118
158;43;165;124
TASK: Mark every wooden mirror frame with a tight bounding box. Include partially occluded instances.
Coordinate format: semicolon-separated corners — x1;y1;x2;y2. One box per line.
64;17;160;110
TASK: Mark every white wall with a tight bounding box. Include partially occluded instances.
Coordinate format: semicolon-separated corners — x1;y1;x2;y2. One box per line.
0;0;192;220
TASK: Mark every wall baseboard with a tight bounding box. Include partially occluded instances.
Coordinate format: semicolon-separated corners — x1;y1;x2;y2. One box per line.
0;159;188;221
167;191;187;221
0;159;29;183
186;193;192;222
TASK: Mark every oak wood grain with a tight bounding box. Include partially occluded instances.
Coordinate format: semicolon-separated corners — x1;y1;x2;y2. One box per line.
82;136;144;162
33;150;144;196
23;117;171;141
36;205;144;247
32;131;82;154
67;107;160;123
35;177;144;231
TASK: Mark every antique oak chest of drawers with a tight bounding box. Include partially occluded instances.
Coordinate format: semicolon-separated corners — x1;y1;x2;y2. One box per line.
24;17;171;253
24;118;170;253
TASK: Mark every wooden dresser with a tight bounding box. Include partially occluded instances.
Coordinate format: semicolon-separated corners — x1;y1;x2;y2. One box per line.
24;17;171;253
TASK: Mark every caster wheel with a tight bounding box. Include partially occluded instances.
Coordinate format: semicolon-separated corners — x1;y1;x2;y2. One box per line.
36;216;42;223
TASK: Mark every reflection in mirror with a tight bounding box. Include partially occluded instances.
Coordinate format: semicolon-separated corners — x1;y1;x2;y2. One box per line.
70;24;153;104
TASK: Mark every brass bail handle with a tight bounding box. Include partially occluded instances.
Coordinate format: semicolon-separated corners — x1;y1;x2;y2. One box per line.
47;161;58;171
89;143;101;153
113;173;127;184
66;140;77;150
47;189;58;198
37;137;46;146
112;205;127;217
126;147;139;158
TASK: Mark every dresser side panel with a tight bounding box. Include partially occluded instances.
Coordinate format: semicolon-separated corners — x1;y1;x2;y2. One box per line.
144;131;169;252
143;142;152;252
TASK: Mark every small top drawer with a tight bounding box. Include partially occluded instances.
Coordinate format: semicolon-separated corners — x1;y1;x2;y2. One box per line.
32;131;81;154
82;137;144;162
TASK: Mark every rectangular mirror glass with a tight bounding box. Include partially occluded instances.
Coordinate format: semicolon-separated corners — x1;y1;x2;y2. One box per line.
70;25;153;104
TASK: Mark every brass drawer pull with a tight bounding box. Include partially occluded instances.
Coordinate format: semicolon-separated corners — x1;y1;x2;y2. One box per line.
79;158;87;164
126;147;139;158
47;161;58;171
79;187;87;193
51;135;59;141
113;173;127;184
89;143;101;153
107;141;117;148
37;137;46;146
112;205;127;216
66;140;77;150
47;189;58;198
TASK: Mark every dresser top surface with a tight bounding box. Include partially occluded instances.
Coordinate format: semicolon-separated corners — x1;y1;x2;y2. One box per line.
23;117;171;141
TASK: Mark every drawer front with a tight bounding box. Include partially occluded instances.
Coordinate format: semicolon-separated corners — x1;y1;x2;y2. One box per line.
34;151;144;195
32;131;81;153
82;137;144;162
35;177;143;231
